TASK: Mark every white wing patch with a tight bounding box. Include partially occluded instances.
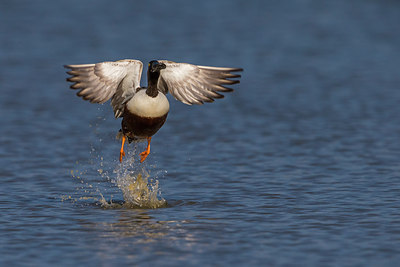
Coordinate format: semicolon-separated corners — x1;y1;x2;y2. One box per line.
66;59;242;116
157;60;242;105
65;59;143;118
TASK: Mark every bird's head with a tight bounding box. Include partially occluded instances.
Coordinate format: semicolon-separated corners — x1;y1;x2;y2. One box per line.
148;60;166;73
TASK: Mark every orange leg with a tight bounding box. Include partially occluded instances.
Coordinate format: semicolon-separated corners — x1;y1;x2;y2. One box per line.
119;135;126;162
140;137;152;163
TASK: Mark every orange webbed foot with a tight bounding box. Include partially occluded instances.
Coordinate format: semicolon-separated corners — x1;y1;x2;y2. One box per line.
119;150;126;162
140;150;149;162
140;137;152;163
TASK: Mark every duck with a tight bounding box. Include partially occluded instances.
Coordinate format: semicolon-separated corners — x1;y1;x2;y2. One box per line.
65;59;242;163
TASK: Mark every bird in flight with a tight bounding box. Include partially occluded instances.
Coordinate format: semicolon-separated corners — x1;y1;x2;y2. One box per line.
65;59;242;163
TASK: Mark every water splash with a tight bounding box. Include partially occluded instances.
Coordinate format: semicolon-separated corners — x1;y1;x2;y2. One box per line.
106;168;167;209
105;141;167;209
63;112;167;208
66;134;167;209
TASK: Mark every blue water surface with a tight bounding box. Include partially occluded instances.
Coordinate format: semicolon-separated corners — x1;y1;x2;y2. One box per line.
1;0;400;266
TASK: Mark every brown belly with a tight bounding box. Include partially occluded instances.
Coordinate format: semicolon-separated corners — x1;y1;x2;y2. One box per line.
121;111;168;139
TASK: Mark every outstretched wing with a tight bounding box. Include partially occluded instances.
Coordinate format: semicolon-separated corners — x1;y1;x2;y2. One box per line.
64;59;143;118
157;60;242;105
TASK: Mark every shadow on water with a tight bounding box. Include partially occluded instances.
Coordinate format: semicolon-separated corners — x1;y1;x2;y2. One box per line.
77;208;198;260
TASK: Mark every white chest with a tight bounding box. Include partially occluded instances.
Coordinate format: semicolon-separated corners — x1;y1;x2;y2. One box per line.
126;90;170;118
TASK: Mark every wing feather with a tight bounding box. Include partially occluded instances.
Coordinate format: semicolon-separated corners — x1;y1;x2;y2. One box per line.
157;61;242;105
64;59;143;118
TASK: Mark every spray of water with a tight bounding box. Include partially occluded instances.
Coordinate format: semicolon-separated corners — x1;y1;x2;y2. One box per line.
63;113;167;208
108;168;166;209
65;140;166;209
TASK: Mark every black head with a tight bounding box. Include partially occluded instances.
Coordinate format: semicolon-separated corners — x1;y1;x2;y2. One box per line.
148;60;166;73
